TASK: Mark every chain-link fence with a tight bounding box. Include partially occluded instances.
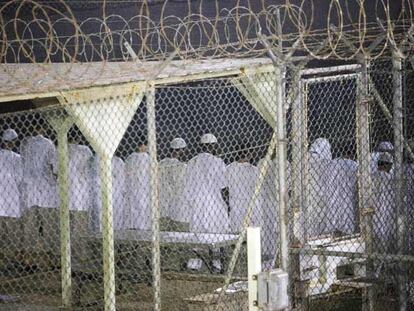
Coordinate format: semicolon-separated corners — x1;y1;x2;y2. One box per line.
0;56;413;311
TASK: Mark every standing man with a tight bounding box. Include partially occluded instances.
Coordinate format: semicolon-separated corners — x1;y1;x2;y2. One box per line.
126;141;151;230
184;133;229;234
112;156;127;230
258;151;291;264
20;127;59;251
20;127;59;210
372;152;395;253
226;147;262;233
331;153;358;235
0;129;24;251
307;138;337;237
159;137;189;231
0;129;23;218
89;155;128;231
68;138;94;236
68;139;93;212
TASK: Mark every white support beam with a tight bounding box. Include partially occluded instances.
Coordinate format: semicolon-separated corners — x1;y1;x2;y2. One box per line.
61;85;145;311
46;112;74;309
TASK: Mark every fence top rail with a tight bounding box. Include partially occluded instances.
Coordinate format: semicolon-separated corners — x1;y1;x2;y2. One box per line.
0;57;274;103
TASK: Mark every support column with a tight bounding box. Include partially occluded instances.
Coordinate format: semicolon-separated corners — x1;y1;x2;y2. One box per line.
100;154;116;311
357;58;374;311
46;114;74;309
392;52;407;311
147;85;161;311
61;85;145;311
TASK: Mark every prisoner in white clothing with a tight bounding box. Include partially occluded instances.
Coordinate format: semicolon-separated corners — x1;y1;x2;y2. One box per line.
90;156;128;231
372;157;395;252
0;130;23;217
20;134;59;209
258;156;291;259
126;151;151;230
184;152;228;233
331;158;358;235
226;161;262;233
307;138;337;237
159;157;189;223
68;144;93;211
112;157;127;230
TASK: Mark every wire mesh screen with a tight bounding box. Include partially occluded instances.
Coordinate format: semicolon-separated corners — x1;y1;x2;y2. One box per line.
0;59;413;311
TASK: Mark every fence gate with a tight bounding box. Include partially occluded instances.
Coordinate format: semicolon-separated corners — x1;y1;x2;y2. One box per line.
291;66;368;310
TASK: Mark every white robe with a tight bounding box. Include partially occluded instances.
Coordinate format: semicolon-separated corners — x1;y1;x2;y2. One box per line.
90;156;127;231
158;157;189;223
68;144;93;211
226;162;262;233
0;149;23;217
330;158;358;234
258;157;291;258
372;170;396;252
125;152;151;230
21;135;59;209
184;153;228;233
307;139;336;237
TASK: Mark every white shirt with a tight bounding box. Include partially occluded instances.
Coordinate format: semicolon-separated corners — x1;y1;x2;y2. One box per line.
20;135;59;209
184;153;228;233
226;161;262;233
331;158;358;234
307;139;336;237
90;156;127;231
0;149;23;217
159;157;189;223
372;170;396;251
68;144;93;211
126;152;151;230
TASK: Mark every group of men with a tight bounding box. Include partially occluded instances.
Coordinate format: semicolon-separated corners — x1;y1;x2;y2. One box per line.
0;129;263;236
1;127;412;258
307;137;414;254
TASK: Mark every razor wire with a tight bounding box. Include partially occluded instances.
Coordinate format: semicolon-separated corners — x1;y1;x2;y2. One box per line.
0;1;413;68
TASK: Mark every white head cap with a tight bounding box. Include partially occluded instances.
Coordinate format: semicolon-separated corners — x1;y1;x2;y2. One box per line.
2;129;18;142
309;138;332;160
170;137;187;150
378;152;393;164
377;141;394;152
200;133;218;144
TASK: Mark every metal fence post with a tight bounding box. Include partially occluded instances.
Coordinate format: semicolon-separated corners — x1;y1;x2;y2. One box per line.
57;122;73;309
357;58;374;311
392;52;407;311
291;70;309;310
275;64;289;273
147;84;161;311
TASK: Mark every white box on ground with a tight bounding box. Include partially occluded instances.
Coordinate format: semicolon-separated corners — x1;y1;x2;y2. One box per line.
257;269;289;310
